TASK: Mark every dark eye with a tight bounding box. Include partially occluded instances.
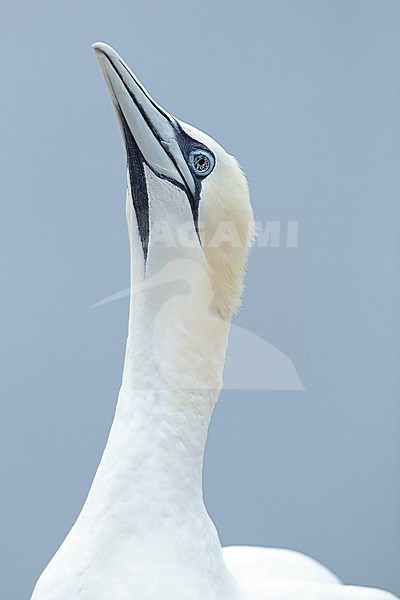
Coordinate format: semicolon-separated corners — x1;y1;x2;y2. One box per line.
189;149;215;177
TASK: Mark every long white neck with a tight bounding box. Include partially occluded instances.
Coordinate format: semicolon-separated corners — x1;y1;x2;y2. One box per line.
31;173;252;600
98;213;226;530
63;203;241;598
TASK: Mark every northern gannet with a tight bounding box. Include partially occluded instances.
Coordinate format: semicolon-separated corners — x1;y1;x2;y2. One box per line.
30;43;397;600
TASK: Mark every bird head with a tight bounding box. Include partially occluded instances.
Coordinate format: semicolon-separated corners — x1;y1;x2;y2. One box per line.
93;43;254;320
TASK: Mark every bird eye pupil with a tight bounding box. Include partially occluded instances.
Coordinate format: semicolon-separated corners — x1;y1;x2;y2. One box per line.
189;149;214;177
193;153;210;173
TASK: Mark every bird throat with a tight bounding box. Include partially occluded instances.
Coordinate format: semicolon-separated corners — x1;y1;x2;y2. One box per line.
65;240;238;597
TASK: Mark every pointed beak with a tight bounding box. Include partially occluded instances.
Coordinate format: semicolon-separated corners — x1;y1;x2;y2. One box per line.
92;42;195;196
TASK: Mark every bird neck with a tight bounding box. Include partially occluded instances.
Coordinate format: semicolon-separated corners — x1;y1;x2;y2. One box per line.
81;246;234;579
109;251;232;510
41;227;244;600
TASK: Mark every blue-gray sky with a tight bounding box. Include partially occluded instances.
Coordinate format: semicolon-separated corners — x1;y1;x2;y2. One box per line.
1;1;399;598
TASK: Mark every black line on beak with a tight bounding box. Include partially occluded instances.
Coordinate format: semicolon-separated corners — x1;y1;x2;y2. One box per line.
105;55;192;194
103;54;201;234
98;50;206;251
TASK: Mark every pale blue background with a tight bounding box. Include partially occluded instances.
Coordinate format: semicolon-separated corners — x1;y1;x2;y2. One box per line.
1;1;399;598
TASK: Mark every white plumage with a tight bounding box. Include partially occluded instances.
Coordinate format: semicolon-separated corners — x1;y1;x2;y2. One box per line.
30;43;397;600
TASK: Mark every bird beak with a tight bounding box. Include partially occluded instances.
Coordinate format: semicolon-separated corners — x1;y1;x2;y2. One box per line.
92;42;197;261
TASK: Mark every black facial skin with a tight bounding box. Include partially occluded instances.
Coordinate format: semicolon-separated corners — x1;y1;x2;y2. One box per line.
118;108;150;262
170;119;215;233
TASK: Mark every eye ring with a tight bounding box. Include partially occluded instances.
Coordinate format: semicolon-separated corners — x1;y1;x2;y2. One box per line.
189;149;215;177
